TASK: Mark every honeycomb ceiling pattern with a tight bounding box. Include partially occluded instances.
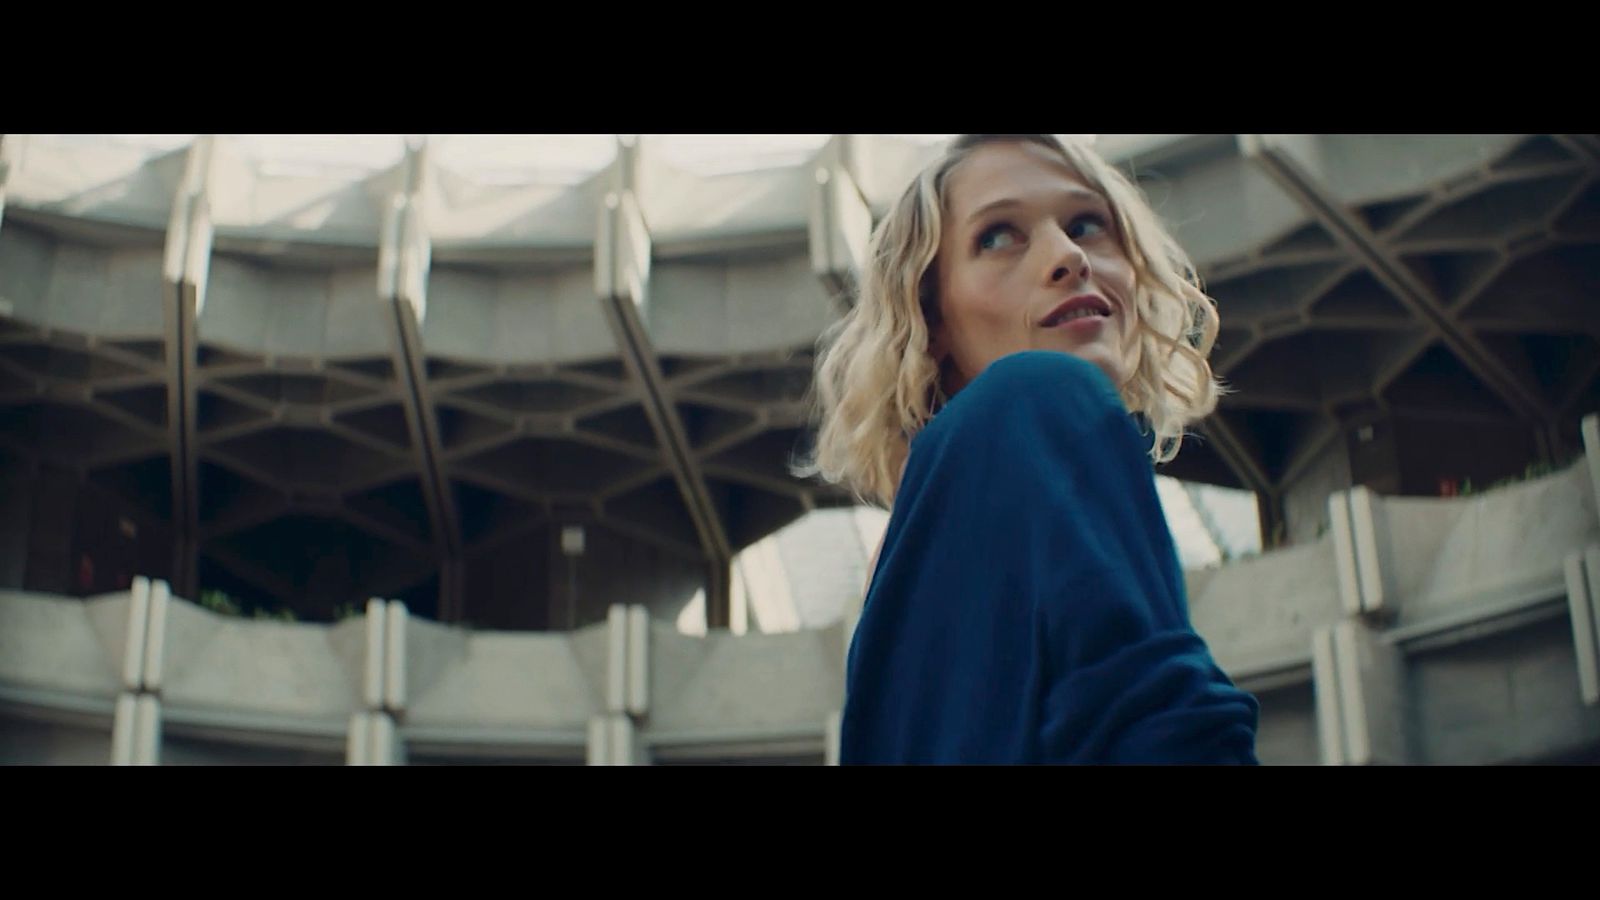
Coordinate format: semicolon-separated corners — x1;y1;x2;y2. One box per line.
2;133;1595;619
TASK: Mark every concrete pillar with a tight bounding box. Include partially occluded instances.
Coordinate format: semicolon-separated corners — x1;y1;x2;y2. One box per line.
347;598;407;765
162;136;214;602
586;713;640;766
110;576;168;765
824;710;842;767
1564;546;1600;707
1327;485;1395;621
1562;414;1600;707
588;602;650;764
1312;619;1408;765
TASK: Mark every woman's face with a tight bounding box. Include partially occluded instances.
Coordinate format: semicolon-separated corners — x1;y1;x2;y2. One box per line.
931;141;1139;395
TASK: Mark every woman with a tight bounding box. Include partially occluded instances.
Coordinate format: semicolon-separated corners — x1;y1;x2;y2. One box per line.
808;135;1259;764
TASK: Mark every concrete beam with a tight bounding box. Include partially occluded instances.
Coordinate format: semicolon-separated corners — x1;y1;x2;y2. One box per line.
596;137;734;630
1241;134;1557;425
380;140;462;622
808;134;872;305
1194;410;1281;547
1198;410;1274;497
162;136;214;601
1551;134;1600;166
1277;419;1345;489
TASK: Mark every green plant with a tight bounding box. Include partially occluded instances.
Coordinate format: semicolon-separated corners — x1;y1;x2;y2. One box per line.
1458;455;1581;497
198;589;241;617
252;606;297;622
198;587;296;622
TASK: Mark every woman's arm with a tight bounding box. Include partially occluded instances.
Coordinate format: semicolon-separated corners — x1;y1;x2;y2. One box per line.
840;350;1257;764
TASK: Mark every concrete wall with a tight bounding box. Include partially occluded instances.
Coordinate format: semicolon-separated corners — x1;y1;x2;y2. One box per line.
650;253;837;357
160;734;343;766
423;265;614;365
0;222;166;337
202;256;390;359
0;469;33;589
1;454;1596;765
1384;463;1596;626
6;135;1524;272
0;590;127;700
1408;615;1600;764
772;507;871;630
403;617;599;734
0;714;112;765
158;604;366;724
1254;681;1319;766
646;620;844;740
1187;538;1343;676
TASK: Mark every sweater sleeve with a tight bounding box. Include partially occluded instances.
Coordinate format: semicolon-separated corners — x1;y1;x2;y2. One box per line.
839;351;1258;765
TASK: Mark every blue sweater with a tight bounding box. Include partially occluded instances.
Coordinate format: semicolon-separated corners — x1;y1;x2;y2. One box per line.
840;351;1259;764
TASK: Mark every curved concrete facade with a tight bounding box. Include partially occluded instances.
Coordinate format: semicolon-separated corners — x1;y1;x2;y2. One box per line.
4;134;1595;631
2;134;1598;764
3;420;1598;764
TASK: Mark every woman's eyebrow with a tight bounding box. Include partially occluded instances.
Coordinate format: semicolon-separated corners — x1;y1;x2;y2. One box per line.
964;188;1106;226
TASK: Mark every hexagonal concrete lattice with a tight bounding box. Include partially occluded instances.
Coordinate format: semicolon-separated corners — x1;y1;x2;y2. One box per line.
0;402;160;464
209;426;412;492
212;372;379;407
577;403;660;453
689;365;813;407
456;437;653;497
454;379;615;416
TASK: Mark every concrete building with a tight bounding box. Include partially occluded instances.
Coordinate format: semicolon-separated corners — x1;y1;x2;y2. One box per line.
1;134;1597;764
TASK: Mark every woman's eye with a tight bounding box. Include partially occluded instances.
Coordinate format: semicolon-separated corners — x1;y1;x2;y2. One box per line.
1066;213;1111;241
977;224;1021;252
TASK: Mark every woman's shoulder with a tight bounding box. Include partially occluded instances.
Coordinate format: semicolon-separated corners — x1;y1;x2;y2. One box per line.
921;351;1128;443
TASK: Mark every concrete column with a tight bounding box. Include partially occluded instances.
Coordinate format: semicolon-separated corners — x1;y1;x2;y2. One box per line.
347;598;408;765
588;602;650;764
110;576;168;765
1312;619;1408;765
824;710;842;767
586;713;640;766
1327;485;1394;621
1564;546;1600;706
161;136;214;602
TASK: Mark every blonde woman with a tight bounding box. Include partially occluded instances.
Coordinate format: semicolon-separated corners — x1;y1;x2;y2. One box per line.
809;135;1259;764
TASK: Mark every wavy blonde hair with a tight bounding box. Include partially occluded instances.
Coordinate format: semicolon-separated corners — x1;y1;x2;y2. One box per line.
806;134;1223;508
